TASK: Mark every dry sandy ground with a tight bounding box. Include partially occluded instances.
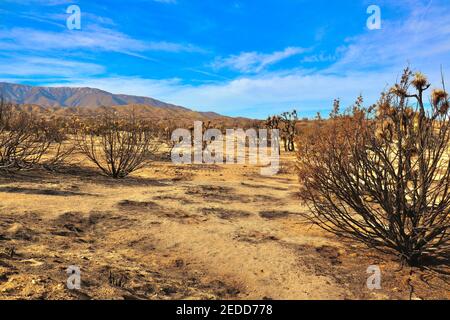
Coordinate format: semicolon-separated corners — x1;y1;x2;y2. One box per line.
0;153;448;300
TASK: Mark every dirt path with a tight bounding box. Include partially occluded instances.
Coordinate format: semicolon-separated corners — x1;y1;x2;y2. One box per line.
1;155;448;300
145;163;348;299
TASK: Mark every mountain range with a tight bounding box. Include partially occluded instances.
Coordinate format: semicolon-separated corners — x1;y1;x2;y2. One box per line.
0;82;226;121
0;82;183;109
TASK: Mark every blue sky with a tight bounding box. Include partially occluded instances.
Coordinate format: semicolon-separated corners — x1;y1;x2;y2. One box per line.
0;0;449;118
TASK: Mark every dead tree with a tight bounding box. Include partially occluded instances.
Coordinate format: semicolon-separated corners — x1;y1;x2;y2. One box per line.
280;110;298;152
265;115;281;154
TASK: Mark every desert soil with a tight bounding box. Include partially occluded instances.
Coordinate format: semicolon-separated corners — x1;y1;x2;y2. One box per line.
0;153;449;300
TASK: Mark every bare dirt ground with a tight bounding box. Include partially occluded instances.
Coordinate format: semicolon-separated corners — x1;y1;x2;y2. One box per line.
0;153;449;300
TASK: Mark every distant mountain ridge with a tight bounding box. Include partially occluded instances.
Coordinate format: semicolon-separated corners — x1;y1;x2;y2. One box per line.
0;82;244;122
0;82;189;110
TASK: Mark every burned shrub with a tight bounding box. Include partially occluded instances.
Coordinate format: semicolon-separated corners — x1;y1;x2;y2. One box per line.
297;69;450;266
76;111;159;179
0;100;72;171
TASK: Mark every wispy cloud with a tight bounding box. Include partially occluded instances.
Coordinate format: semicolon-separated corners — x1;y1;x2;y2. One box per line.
3;0;450;118
0;56;104;78
0;26;204;59
329;1;450;72
2;0;72;5
42;68;393;118
24;0;450;118
153;0;178;3
301;53;337;63
212;47;308;73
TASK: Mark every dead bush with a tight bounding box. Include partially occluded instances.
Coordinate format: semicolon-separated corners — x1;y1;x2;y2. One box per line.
297;68;449;266
0;100;72;171
76;111;159;179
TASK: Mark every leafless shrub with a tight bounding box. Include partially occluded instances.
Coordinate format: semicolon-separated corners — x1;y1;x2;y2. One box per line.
37;117;75;170
297;68;450;266
160;120;180;159
0;101;40;170
0;100;74;171
75;111;159;179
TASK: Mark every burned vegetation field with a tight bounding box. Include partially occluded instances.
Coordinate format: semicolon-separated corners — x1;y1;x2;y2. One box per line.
0;70;450;300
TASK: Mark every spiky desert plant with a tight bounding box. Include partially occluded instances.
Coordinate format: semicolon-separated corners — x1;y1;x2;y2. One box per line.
297;69;450;266
280;110;298;152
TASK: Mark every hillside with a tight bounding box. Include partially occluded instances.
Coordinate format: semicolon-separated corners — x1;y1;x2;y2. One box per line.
0;82;230;121
0;82;185;109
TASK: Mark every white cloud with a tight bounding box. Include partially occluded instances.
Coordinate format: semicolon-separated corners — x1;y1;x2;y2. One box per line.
2;0;72;5
301;53;336;63
41;70;393;117
49;77;182;98
213;47;308;73
0;56;105;78
3;0;450;118
329;1;450;73
153;0;178;3
0;26;203;59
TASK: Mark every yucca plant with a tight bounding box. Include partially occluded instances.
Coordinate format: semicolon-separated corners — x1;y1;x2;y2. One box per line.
297;69;449;266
